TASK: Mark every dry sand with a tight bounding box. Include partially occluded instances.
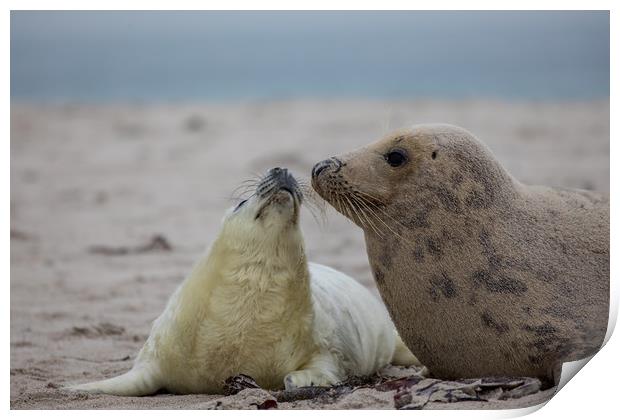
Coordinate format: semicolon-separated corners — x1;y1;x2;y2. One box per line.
10;100;609;409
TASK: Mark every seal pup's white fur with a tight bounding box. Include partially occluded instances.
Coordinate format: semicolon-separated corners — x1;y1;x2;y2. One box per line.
68;168;419;396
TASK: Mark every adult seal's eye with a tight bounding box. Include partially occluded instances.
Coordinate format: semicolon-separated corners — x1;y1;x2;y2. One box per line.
385;149;408;167
234;199;247;212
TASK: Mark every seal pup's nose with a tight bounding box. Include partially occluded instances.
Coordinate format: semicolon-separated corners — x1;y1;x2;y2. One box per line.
265;167;301;202
270;167;284;176
268;166;296;187
269;167;291;183
312;158;342;179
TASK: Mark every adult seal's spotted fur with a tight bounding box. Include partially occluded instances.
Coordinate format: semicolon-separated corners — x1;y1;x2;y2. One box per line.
311;124;609;385
67;168;419;396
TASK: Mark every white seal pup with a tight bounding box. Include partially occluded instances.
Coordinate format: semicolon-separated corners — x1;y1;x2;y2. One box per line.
68;167;420;396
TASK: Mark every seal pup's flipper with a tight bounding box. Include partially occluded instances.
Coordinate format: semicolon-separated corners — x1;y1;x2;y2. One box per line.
283;351;343;390
65;365;161;396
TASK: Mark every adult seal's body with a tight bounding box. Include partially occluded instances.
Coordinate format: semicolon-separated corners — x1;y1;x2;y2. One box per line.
311;124;609;385
68;168;418;396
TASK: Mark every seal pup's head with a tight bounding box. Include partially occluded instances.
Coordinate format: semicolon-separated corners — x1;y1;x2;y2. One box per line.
221;167;305;253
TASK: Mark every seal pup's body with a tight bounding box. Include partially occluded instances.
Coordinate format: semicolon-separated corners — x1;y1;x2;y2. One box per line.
311;124;609;385
69;168;418;396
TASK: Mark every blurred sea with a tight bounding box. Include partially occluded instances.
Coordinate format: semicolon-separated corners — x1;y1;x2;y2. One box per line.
10;11;609;102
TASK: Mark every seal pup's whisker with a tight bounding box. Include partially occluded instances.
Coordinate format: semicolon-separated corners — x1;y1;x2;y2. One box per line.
228;190;257;203
229;183;258;197
228;174;264;202
232;180;260;191
297;181;328;227
303;202;327;228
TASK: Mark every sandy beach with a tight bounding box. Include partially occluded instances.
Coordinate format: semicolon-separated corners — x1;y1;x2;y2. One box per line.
10;99;609;409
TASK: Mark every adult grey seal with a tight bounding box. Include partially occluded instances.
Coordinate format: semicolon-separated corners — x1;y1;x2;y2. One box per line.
311;124;609;386
67;168;419;396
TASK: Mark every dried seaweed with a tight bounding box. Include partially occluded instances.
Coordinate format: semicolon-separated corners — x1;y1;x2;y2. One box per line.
88;235;172;256
223;374;260;396
394;376;542;409
223;372;543;410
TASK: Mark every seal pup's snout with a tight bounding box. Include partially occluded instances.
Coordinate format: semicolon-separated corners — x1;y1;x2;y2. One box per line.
262;167;302;202
252;167;303;223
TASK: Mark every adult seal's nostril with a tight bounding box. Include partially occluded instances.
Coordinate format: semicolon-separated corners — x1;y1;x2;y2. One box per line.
312;160;332;179
330;157;343;173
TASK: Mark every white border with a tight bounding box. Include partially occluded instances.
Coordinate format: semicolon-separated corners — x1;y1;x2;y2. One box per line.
5;2;616;419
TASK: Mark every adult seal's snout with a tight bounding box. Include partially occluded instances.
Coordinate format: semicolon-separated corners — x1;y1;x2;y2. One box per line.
312;158;342;179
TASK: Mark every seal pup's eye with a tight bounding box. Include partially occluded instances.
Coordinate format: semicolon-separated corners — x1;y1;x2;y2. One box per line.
234;199;247;212
385;149;408;167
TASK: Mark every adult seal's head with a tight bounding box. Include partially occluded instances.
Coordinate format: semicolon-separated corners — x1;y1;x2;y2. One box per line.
312;124;609;386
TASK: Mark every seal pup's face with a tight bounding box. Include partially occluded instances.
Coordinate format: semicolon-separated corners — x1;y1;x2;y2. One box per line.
223;167;303;245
